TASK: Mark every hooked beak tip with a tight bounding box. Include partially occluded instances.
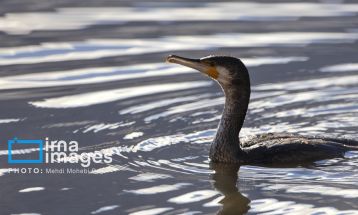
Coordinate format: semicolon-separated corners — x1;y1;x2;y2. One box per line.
166;55;181;63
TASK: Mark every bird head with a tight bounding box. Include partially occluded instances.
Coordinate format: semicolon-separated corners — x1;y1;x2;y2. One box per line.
166;55;249;87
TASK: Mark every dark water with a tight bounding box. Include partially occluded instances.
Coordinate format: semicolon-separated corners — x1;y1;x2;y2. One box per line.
1;1;358;214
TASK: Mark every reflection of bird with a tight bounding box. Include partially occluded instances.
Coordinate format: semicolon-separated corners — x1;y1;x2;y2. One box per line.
167;55;358;164
211;163;250;215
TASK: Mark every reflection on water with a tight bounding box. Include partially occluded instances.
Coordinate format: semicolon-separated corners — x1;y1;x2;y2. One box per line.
0;118;21;123
125;183;191;195
0;57;306;90
91;205;119;215
1;2;358;34
211;164;250;215
30;81;212;108
320;63;358;73
250;198;358;214
1;0;358;214
18;187;45;193
0;33;356;65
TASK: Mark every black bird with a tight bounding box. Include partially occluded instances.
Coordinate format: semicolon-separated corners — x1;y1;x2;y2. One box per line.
167;55;358;164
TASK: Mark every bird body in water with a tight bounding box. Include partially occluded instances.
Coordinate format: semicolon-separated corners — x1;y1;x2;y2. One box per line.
166;55;358;164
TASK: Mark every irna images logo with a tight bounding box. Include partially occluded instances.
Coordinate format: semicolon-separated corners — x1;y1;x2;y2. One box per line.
8;138;44;164
7;137;113;167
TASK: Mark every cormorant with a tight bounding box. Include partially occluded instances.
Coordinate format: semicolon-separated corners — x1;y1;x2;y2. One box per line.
167;55;358;164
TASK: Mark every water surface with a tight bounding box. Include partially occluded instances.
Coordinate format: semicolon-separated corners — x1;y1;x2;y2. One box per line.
0;0;358;214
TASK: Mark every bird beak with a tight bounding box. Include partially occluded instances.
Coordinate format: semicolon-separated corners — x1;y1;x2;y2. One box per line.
166;55;218;79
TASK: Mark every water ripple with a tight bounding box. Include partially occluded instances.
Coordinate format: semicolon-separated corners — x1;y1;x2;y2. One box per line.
320;63;358;73
0;32;354;65
29;81;212;108
1;3;358;34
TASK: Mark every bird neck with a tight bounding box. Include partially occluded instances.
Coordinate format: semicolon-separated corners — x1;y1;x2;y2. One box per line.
210;83;250;163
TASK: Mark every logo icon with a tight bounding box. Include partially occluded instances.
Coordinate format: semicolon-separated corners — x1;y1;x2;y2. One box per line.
8;138;44;164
